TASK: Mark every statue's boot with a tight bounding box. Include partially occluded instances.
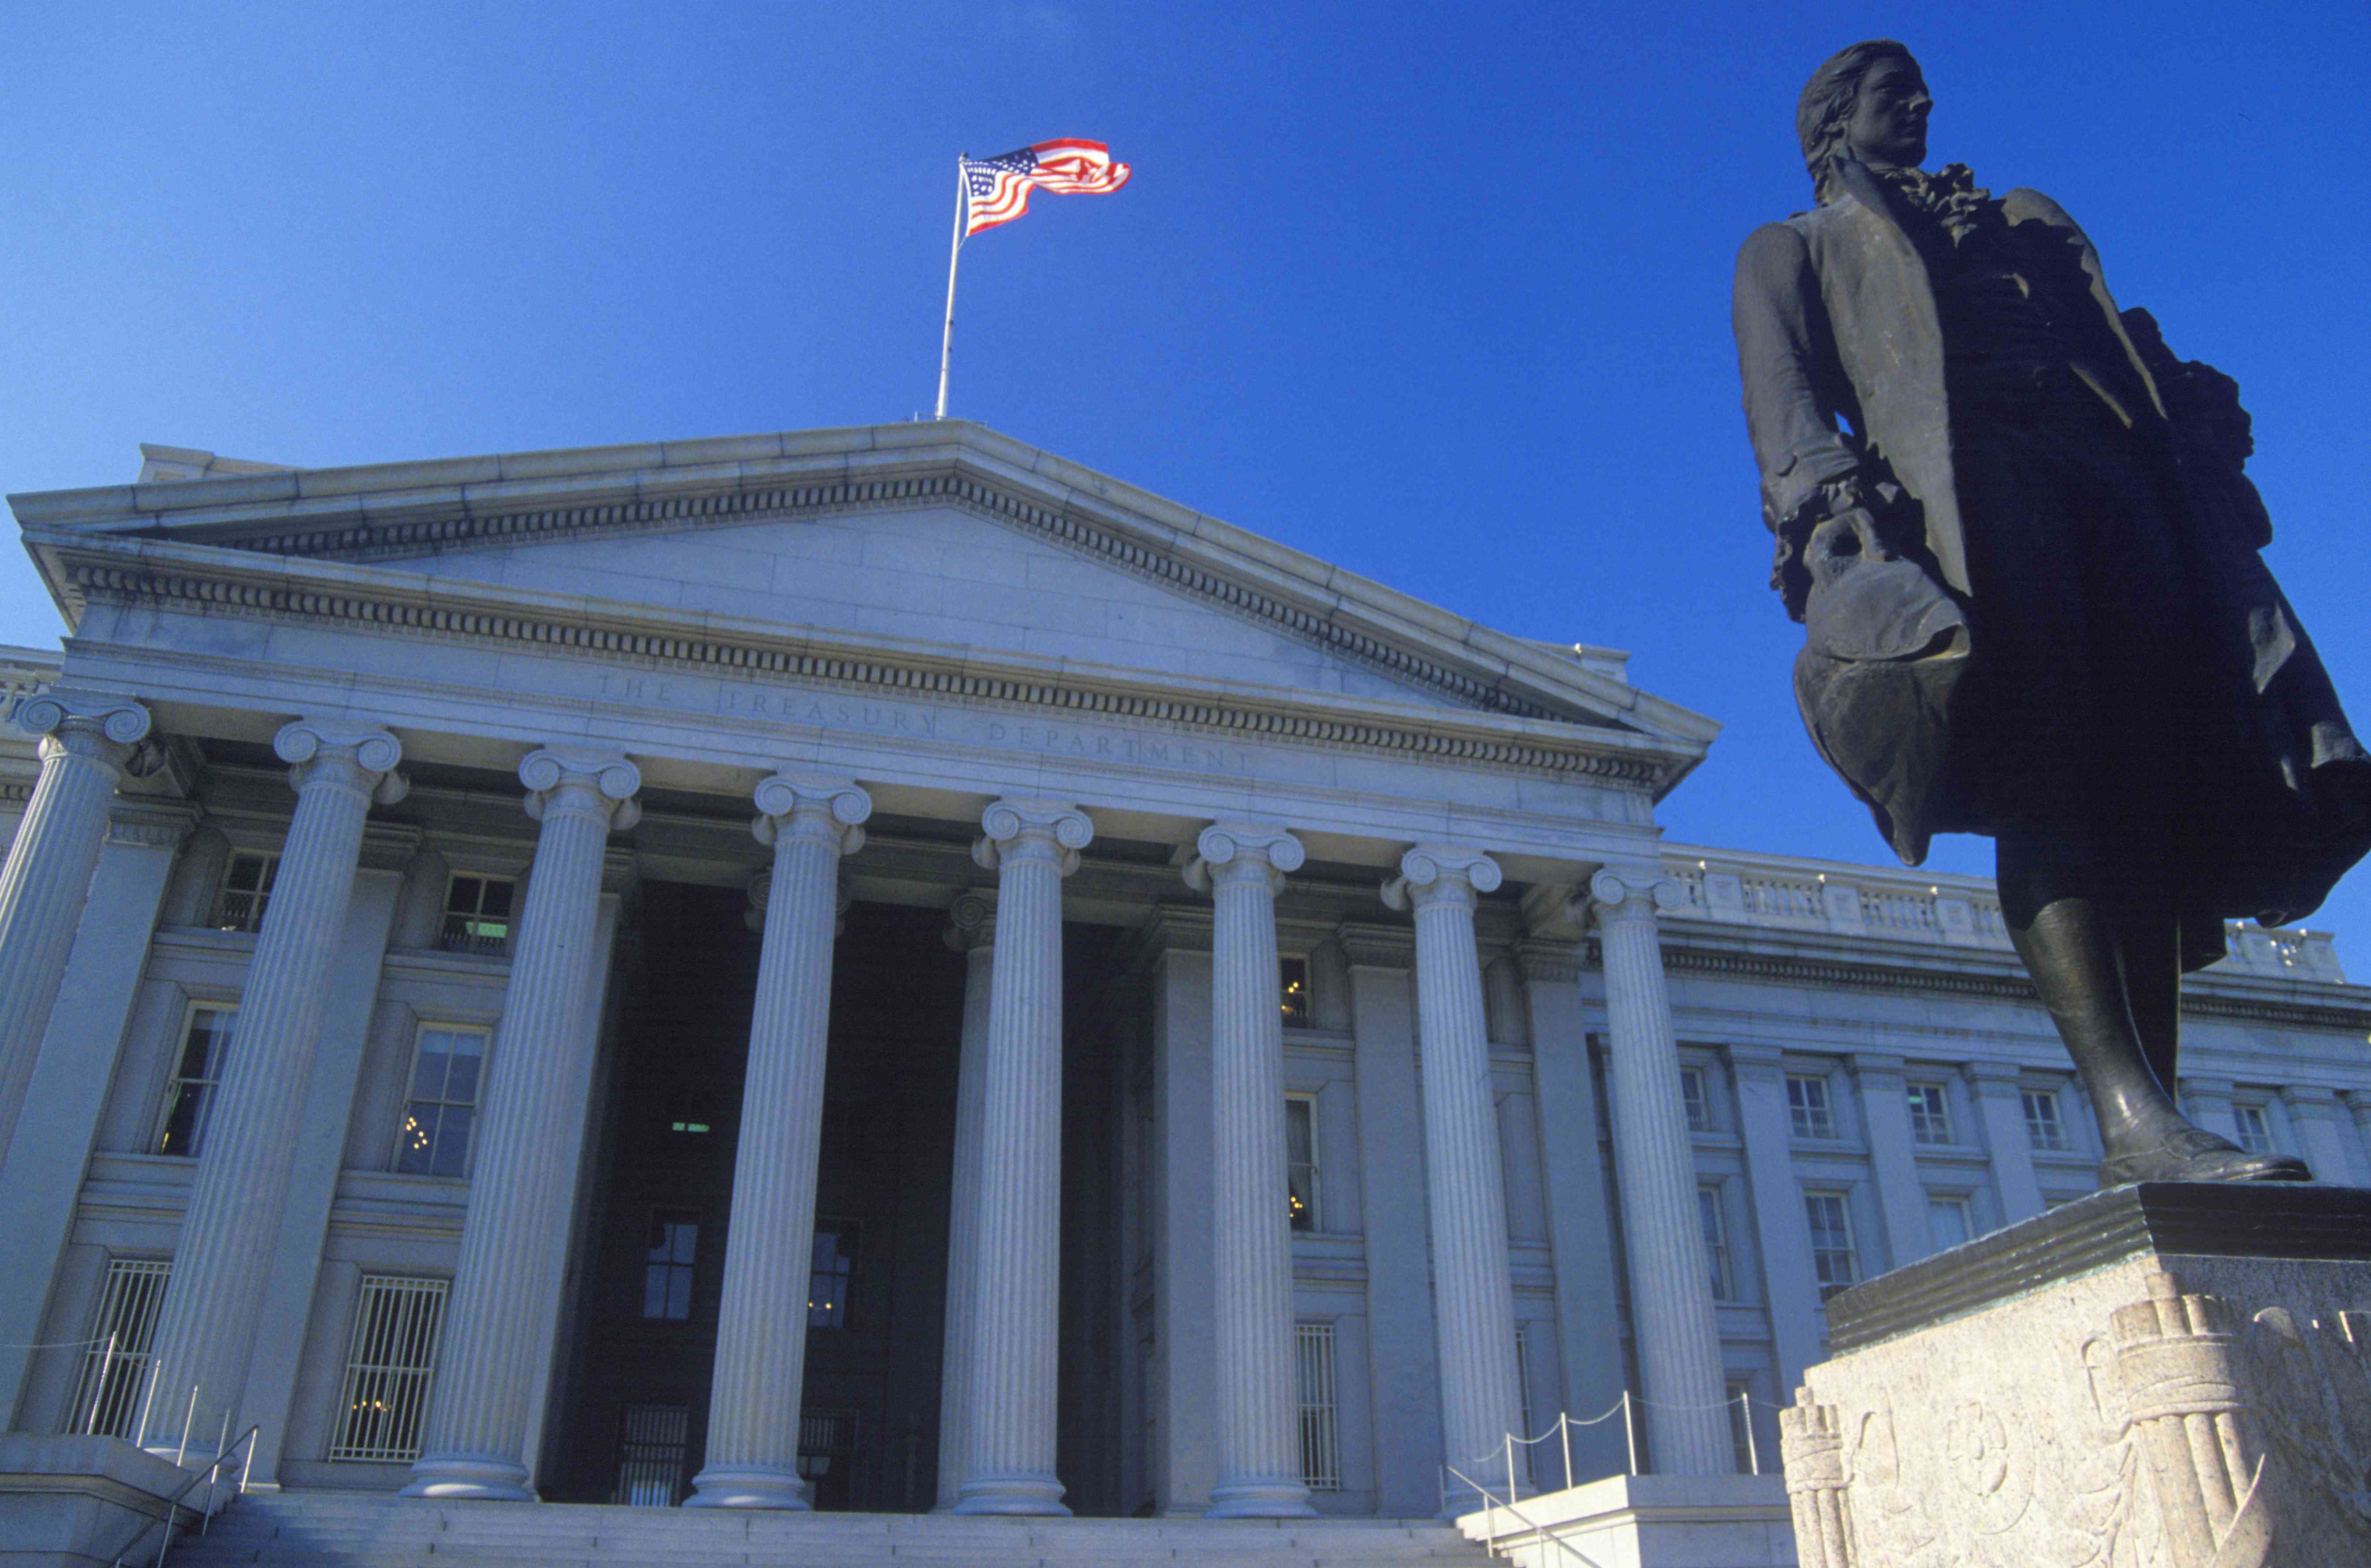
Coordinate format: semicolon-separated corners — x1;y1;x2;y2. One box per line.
2010;898;2312;1186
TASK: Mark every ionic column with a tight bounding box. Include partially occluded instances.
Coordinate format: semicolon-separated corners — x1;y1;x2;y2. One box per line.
1382;845;1528;1499
0;690;149;1164
1587;868;1731;1475
405;747;640;1501
935;890;995;1511
141;719;405;1447
953;799;1091;1516
689;775;870;1509
1185;823;1315;1519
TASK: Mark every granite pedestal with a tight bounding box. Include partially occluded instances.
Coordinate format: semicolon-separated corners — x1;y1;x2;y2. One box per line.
1781;1183;2371;1567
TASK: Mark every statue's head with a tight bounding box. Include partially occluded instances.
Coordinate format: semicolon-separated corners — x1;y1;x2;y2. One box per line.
1798;40;1931;201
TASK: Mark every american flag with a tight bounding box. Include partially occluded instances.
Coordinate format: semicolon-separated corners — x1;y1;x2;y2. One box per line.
961;139;1131;238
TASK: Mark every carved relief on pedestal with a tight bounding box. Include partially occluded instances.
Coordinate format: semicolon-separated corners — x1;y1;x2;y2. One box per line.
1782;1267;2371;1568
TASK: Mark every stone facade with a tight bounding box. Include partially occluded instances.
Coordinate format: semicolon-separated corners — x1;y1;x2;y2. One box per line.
0;422;2365;1529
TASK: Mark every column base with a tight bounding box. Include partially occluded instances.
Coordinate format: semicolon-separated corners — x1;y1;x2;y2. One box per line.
1205;1477;1318;1518
399;1452;537;1501
683;1463;811;1510
951;1471;1070;1515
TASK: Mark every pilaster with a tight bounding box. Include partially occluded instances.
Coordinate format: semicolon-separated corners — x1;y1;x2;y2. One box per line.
2278;1085;2357;1187
2178;1076;2243;1145
1724;1042;1825;1396
1964;1060;2045;1224
1847;1053;1929;1272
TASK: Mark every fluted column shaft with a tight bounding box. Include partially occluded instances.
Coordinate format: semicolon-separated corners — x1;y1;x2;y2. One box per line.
405;748;640;1501
1384;845;1528;1498
0;692;149;1164
1189;824;1316;1519
953;800;1091;1516
1589;869;1732;1475
142;719;403;1447
688;776;870;1510
935;891;995;1510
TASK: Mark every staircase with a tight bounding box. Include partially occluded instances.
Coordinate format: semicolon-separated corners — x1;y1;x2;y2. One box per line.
162;1492;1497;1568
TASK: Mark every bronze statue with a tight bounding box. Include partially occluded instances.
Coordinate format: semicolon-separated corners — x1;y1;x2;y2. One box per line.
1733;40;2371;1184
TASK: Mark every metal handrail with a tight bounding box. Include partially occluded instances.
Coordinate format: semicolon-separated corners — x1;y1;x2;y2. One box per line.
1443;1462;1605;1568
102;1423;260;1568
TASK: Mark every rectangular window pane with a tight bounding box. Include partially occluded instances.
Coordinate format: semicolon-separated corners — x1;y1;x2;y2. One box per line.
1295;1322;1341;1490
1681;1068;1709;1133
1285;1095;1319;1233
614;1403;689;1506
1698;1184;1732;1300
329;1276;448;1462
440;874;516;954
214;852;278;933
397;1026;488;1177
798;1408;861;1508
1804;1191;1858;1300
157;1006;236;1158
2234;1104;2272;1155
2022;1091;2068;1151
809;1221;857;1328
1907;1084;1952;1145
1788;1075;1836;1140
1279;956;1310;1027
642;1211;698;1321
69;1260;171;1439
1928;1196;1971;1253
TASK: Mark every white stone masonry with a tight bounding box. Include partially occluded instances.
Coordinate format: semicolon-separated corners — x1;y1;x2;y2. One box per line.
404;747;639;1501
142;719;404;1448
687;775;870;1510
1588;869;1733;1476
1185;823;1316;1519
0;691;149;1163
934;889;995;1511
1383;845;1529;1497
952;800;1091;1516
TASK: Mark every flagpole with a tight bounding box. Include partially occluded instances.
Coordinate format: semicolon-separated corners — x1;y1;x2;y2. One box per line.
934;154;966;419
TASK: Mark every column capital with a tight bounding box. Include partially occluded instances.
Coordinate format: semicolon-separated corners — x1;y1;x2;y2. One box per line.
519;745;640;829
1380;843;1501;912
1182;822;1304;895
945;889;998;953
1334;919;1414;969
973;799;1092;875
17;688;151;760
2343;1089;2371;1117
1846;1052;1909;1086
1513;936;1586;985
1584;868;1686;925
104;801;202;851
1722;1040;1789;1084
752;773;871;855
1962;1058;2025;1093
2181;1076;2238;1105
276;718;408;804
2282;1084;2342;1114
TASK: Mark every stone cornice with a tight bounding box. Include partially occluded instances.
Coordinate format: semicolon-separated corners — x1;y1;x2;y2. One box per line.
49;540;1695;792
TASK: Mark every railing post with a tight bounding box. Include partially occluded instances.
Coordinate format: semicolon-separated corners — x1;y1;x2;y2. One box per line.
1742;1389;1760;1476
1560;1411;1573;1491
1621;1391;1639;1477
1506;1433;1517;1501
83;1333;116;1434
175;1384;197;1467
135;1359;160;1445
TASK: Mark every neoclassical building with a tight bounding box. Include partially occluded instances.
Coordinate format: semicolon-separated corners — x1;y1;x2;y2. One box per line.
2;423;2365;1525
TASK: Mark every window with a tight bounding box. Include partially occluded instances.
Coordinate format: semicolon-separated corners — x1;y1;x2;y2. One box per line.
1514;1322;1537;1439
395;1025;487;1177
69;1260;170;1439
1294;1322;1342;1490
809;1221;857;1328
613;1402;689;1506
328;1276;448;1462
1907;1083;1953;1145
1285;1094;1320;1233
1804;1191;1858;1301
798;1408;860;1509
2234;1104;2273;1155
1788;1074;1837;1140
642;1211;698;1320
156;1005;236;1158
1728;1378;1757;1475
1680;1067;1710;1133
213;850;278;933
2023;1090;2069;1152
1928;1196;1972;1253
1698;1184;1734;1300
1279;956;1310;1026
440;875;515;955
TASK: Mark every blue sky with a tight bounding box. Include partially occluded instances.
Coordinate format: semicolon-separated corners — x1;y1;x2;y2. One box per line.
6;2;2369;962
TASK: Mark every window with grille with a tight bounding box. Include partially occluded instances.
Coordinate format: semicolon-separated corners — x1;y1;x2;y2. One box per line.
2234;1104;2273;1155
156;1005;236;1158
1907;1083;1953;1144
213;851;278;933
1804;1191;1858;1301
328;1276;448;1462
1699;1184;1734;1300
1279;956;1310;1026
395;1025;487;1177
1294;1322;1341;1490
440;875;515;955
1285;1094;1320;1233
1680;1067;1710;1133
69;1260;170;1439
798;1408;860;1509
809;1222;857;1328
1787;1074;1837;1140
613;1402;689;1505
2022;1090;2069;1151
1928;1195;1972;1253
642;1210;698;1320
